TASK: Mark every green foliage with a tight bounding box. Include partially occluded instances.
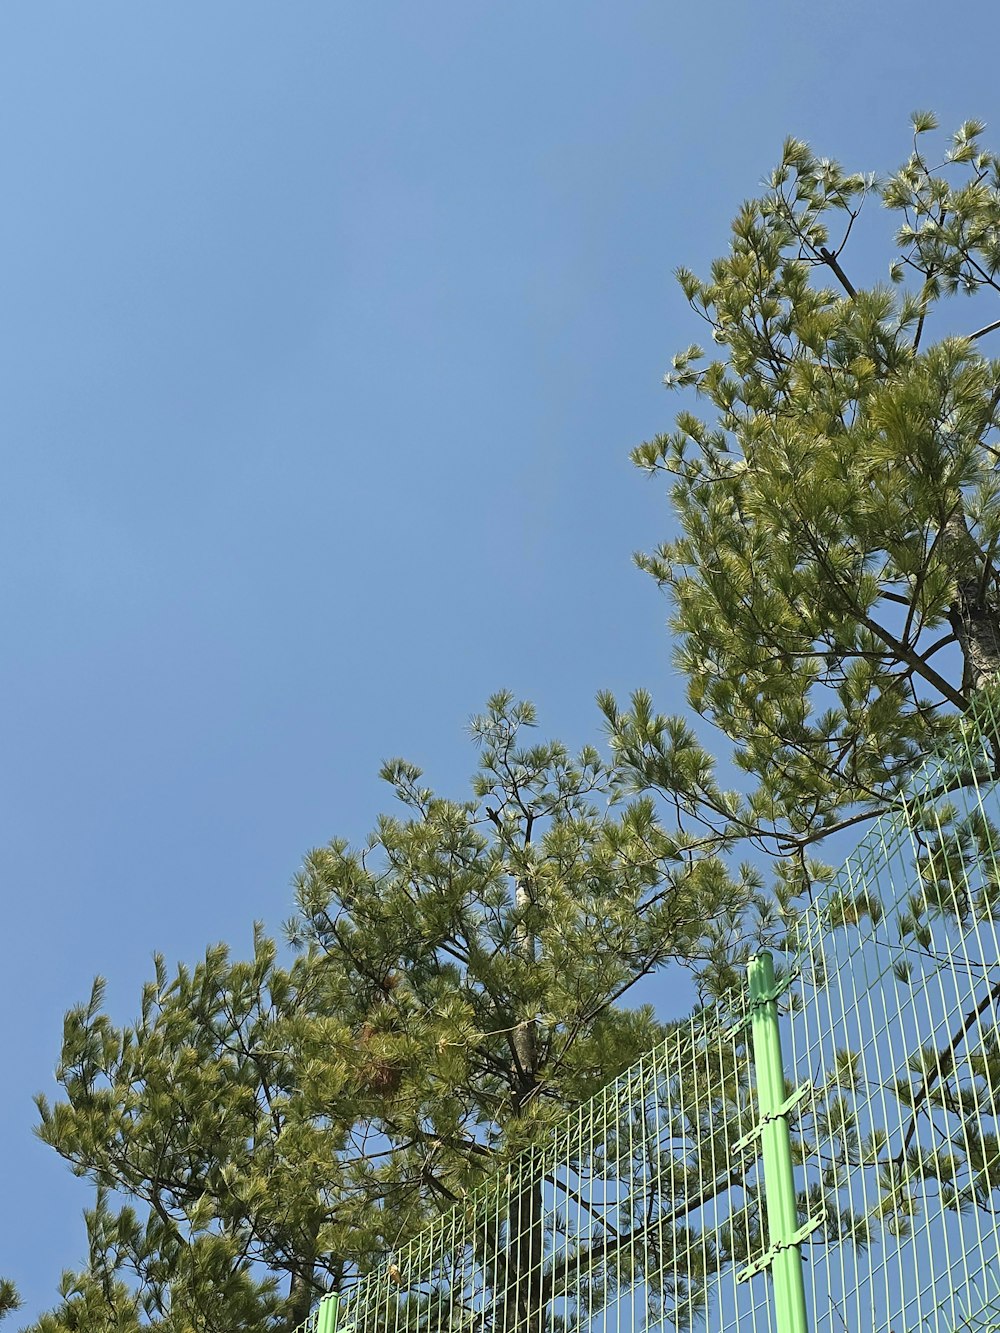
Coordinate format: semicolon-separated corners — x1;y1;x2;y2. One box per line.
623;117;1000;872
28;694;761;1332
336;1008;764;1333
0;1282;21;1325
616;120;1000;1318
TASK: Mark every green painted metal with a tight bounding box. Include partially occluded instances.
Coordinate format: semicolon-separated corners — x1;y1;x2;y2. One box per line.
315;1293;339;1333
747;951;810;1333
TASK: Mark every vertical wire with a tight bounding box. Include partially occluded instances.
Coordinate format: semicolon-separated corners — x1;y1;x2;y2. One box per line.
495;1137;504;1333
719;1023;736;1333
927;784;969;1330
650;1032;666;1333
587;1063;602;1333
874;821;912;1333
899;761;961;1330
719;1021;742;1332
860;837;899;1333
628;1055;639;1333
928;751;1000;1322
679;1017;694;1330
391;1226;405;1333
532;1134;543;1333
708;1024;723;1331
577;1088;586;1333
549;1115;561;1333
820;861;853;1331
815;894;845;1332
667;1025;681;1329
860;824;897;1328
796;957;822;1333
575;1098;585;1333
694;1029;708;1332
519;1140;528;1333
897;766;932;1331
962;736;1000;1317
787;886;812;1325
956;740;1000;1311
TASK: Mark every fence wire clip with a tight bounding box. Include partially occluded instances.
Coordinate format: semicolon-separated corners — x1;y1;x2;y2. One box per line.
748;969;799;1011
722;1015;751;1039
723;969;801;1039
736;1215;823;1283
733;1082;812;1155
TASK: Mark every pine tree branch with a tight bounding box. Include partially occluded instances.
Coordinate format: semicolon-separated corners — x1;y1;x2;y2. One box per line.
895;974;1000;1167
969;316;1000;342
818;246;858;299
795;519;967;710
778;805;892;854
918;632;959;663
539;1167;744;1306
545;1173;621;1238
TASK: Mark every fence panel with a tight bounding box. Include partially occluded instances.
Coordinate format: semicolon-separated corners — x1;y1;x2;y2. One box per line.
780;716;1000;1332
334;1015;772;1333
298;706;1000;1333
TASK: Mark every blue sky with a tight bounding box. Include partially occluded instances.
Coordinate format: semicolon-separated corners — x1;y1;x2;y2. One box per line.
2;1;998;1320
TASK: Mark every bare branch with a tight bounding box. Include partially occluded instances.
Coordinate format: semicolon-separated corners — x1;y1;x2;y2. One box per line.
818;246;858;299
969;316;1000;342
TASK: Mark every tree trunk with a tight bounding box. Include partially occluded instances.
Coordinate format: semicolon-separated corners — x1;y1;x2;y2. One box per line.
510;878;539;1104
502;1172;544;1333
284;1234;319;1333
286;1268;314;1331
943;511;1000;694
500;878;546;1333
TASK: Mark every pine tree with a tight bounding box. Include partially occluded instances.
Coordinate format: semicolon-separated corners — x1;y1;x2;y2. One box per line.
28;695;758;1332
607;114;1000;1298
613;115;1000;892
0;1282;21;1325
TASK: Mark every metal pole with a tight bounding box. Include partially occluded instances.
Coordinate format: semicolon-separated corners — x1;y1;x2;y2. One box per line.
316;1293;340;1333
748;951;810;1333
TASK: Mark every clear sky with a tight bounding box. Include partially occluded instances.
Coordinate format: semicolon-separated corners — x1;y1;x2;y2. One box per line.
2;1;998;1320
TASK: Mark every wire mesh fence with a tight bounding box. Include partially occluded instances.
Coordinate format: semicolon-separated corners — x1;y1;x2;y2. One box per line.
327;1009;766;1333
299;701;1000;1333
785;708;1000;1332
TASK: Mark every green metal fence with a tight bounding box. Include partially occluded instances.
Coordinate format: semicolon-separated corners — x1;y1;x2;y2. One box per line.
298;704;1000;1333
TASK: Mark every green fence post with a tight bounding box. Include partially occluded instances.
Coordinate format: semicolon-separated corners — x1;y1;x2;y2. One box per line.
316;1293;340;1333
748;951;811;1333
